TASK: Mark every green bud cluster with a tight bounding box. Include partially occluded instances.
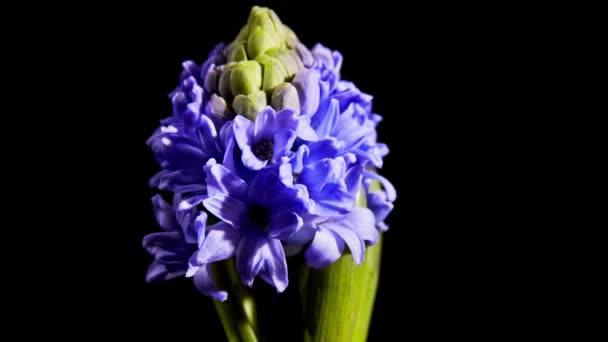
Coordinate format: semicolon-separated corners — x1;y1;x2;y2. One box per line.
210;6;305;120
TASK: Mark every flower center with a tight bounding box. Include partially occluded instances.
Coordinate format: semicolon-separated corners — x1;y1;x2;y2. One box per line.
253;139;274;161
248;204;270;231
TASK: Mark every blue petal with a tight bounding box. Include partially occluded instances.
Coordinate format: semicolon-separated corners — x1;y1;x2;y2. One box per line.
334;207;378;244
345;165;363;197
151;195;178;231
311;98;339;138
307;138;342;162
366;191;394;231
233;115;255;151
142;231;193;264
193;211;207;246
254;107;277;140
364;171;397;201
202;194;247;227
299;158;346;192
309;183;354;216
268;212;302;240
305;227;344;269
273;109;299;132
296;115;319;141
178;195;205;211
241;145;268;170
272;130;297;160
291;145;309;174
203;158;248;201
257;239;289;293
236;234;267;287
196;221;240;263
151;169;206;192
324;222;365;265
193;263;228;302
292;69;320;116
284;224;316;256
146;260;187;282
278;159;295;187
249;167;306;214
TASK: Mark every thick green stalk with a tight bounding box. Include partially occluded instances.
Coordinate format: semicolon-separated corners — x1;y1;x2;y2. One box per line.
212;260;259;342
302;185;383;341
352;234;382;341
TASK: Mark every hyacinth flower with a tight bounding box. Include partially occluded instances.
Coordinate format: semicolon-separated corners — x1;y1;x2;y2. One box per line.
143;6;396;341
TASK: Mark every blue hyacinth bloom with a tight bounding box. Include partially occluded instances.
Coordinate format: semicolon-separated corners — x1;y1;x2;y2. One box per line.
189;158;309;292
143;194;227;300
144;6;396;301
232;107;317;171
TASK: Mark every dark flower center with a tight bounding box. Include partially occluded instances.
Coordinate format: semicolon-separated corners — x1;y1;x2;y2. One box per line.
253;139;274;161
248;204;270;231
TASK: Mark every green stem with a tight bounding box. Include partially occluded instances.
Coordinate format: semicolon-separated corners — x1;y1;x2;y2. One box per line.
352;233;382;342
212;261;259;342
302;184;383;341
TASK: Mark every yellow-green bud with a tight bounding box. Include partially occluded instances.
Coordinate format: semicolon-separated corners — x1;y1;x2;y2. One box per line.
229;43;248;62
230;61;262;96
218;63;236;100
233;90;267;121
247;26;278;59
266;48;302;76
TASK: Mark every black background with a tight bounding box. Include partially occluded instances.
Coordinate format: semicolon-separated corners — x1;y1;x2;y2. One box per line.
21;0;536;340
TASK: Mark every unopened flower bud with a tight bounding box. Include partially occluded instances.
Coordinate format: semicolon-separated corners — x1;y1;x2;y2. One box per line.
271;82;300;113
232;90;267;121
230;61;262;96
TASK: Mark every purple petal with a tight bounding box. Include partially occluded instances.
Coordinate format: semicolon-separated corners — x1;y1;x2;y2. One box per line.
202;194;247;227
146;260;186;282
193;211;207;246
310;183;354;216
299;158;346;192
241;145;268;170
335;207;378;244
193;263;228;302
178;195;205;211
291;145;309;174
296;115;319;141
345;165;363;197
311;99;340;138
257;239;289;293
151;195;178;231
236;234;267;287
142;232;193;268
268;212;302;240
249;167;307;214
204;158;248;200
292;69;320;116
197;221;240;263
272;130;297;160
273;109;299;131
284;225;316;256
277;159;295;187
254;107;276;141
367;191;394;230
233;115;255;150
305;228;344;269
307;138;342;162
364;171;397;201
324;222;365;265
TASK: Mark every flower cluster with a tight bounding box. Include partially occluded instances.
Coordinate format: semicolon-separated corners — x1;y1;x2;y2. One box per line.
143;7;395;300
